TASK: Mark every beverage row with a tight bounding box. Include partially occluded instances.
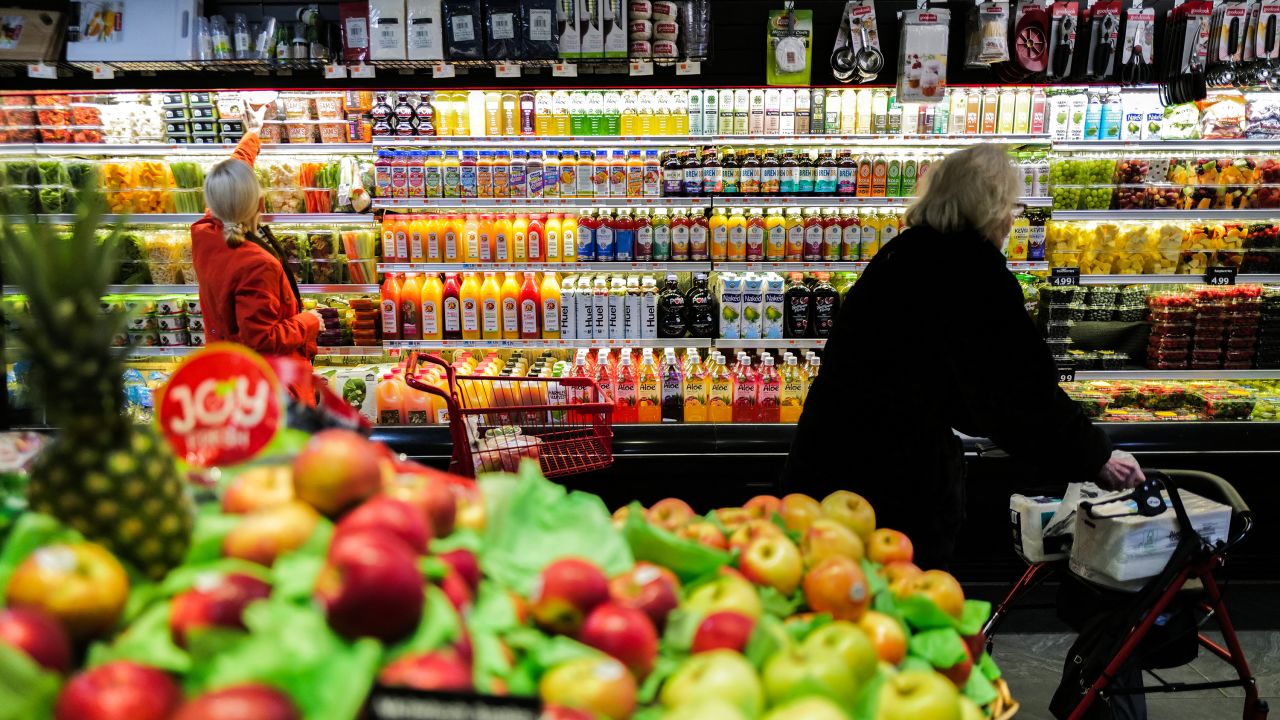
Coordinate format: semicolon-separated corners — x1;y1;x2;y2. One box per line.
368;86;1050;138
377;208;908;263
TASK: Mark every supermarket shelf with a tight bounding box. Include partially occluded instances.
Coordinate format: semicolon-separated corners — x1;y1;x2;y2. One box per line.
1052;209;1280;220
1054;140;1280;152
1075;369;1280;380
118;346;199;357
1075;273;1280;285
18;213;373;225
16;143;372;156
373;134;1050;148
712;196;1052;208
384;338;714;350
373;197;709;209
5;284;379;295
315;346;386;357
376;262;707;273
711;260;1047;272
716;338;827;349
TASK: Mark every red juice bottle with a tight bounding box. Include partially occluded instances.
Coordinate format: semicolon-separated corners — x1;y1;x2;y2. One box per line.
756;354;780;422
732;355;758;423
614;355;637;423
519;272;541;339
442;273;462;340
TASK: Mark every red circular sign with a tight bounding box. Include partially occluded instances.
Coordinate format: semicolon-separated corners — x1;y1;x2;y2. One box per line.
157;344;285;468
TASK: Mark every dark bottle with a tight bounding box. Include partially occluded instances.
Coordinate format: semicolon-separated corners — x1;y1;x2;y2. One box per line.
780;150;799;194
836;150;857;196
760;149;781;194
682;149;704;196
811;272;840;338
784;272;812;338
414;92;436;136
797;151;815;194
685;273;716;338
721;149;741;195
371;91;394;137
739;149;761;195
661;151;684;197
701;147;723;196
815;149;838;195
657;274;687;338
393;91;416;137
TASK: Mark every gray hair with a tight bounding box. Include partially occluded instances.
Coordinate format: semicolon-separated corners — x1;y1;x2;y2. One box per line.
204;158;260;247
904;144;1021;243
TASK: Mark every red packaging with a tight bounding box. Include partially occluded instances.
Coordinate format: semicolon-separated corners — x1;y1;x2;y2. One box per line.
340;1;371;63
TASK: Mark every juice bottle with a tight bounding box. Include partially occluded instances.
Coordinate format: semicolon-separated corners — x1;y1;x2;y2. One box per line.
860;209;881;259
459;273;481;340
390;150;409;198
420;273;442;340
707;354;733;422
500;91;518;136
484;91;502;135
745;208;765;261
836;150;856;196
423;150;443;197
634;209;653;260
841;208;861;261
381;273;402;340
442;273;462;340
462;213;480;263
670;209;690;261
377;373;404;425
721;149;740;195
525;150;543;199
561;213;578;264
493;150;511;198
701;148;723;196
815;149;838;195
399;273;422;340
740;149;761;194
614;356;637;423
780;150;799;194
442;213;461;262
576;150;595;198
660;357;683;422
871;154;888;197
406;151;425;198
855;154;873;196
443;150;461;197
654;90;672;135
540;273;561;339
459;151;478;198
611;150;629;197
779;355;806;422
423;215;442;263
764;208;786;261
636;354;661;423
760;149;781;194
822;208;842;262
512;213;529;262
626;150;644;197
402;370;431;425
535;91;553;136
594;150;612;197
681;151;703;197
408;214;427;263
542;151;560;199
784;207;804;261
519;272;540;339
576;210;600;262
726;207;747;260
682;352;708;423
393;215;410;262
811;273;839;338
732;356;757;423
381;215;399;262
784;273;811;338
757;355;780;422
708;207;728;261
651;209;671;261
802;208;823;261
374;150;393;198
544;213;562;263
595;353;616;403
500;272;520;339
493;213;512;263
552;90;571;135
476;151;494;198
643;150;661;196
480;272;502;340
619;90;638;135
614;209;635;262
688;210;709;261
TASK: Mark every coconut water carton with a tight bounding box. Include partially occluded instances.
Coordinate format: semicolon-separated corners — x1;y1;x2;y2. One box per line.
741;273;765;340
718;273;743;339
762;273;785;339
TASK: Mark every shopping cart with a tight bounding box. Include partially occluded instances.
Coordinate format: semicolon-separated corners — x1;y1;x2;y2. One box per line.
984;470;1267;720
404;352;614;479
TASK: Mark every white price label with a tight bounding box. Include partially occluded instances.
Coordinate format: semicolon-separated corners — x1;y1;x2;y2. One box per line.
324;64;347;79
432;63;457;78
629;60;654;76
495;63;521;78
676;60;702;75
345;18;369;48
552;62;578;77
27;63;56;79
92;64;115;80
350;63;376;79
451;15;475;42
528;9;553;41
491;12;516;40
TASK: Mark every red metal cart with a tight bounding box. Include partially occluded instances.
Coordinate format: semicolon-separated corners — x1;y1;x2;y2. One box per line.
404;352;614;479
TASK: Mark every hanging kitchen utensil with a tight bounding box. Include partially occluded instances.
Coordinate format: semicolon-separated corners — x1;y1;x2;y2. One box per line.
1009;0;1050;76
966;1;1010;69
830;1;858;82
1119;4;1154;86
896;8;951;102
1048;1;1079;79
1087;2;1121;80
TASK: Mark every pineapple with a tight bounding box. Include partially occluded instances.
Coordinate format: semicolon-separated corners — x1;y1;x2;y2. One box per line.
1;184;193;579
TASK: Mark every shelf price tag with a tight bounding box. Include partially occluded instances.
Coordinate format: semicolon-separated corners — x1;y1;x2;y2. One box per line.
91;64;115;80
432;63;456;78
368;687;541;720
1049;267;1081;287
676;60;702;75
1057;364;1077;383
350;63;376;78
27;63;56;79
1205;266;1237;286
324;64;347;79
495;63;521;78
552;62;578;77
629;60;654;76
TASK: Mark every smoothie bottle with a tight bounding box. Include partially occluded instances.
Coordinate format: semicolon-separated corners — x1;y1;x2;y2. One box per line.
459;272;481;340
540;273;561;339
500;272;520;340
519;272;541;339
381;273;402;341
399;273;422;340
784;207;804;261
420;273;442;341
764;208;786;261
708;207;728;261
442;273;462;340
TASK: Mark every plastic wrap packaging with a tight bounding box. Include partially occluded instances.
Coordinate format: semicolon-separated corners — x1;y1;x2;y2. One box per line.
485;1;521;60
897;9;950;102
442;0;484;59
340;1;371;63
1010;493;1070;563
255;17;278;60
522;0;558;58
369;0;408;59
604;0;627;58
406;0;445;60
966;2;1009;68
209;16;232;60
680;0;710;57
766;7;813;86
196;17;213;60
1246;94;1280;138
232;13;252;60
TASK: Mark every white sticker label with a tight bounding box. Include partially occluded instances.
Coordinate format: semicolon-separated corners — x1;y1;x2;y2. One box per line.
345;17;369;48
676;60;702;75
350;63;376;78
432;63;457;78
491;12;516;40
553;62;578;77
325;64;347;79
495;63;521;78
529;9;553;41
409;19;434;49
27;63;56;80
92;64;115;80
377;22;400;50
629;60;654;76
451;15;475;42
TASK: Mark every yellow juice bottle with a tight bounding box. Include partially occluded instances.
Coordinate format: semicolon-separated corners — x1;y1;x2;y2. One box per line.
779;355;806;423
764;207;786;261
560;213;578;264
682;353;708;422
484;91;502;136
670;90;689;135
540;272;561;339
480;272;502;339
408;214;427;263
420;273;443;340
463;213;480;263
493;214;512;263
500;272;520;339
620;90;638;135
424;214;442;262
535;91;552;136
545;213;562;263
443;213;461;262
477;213;495;263
654;90;671;135
707;354;734;422
726;208;747;260
708;207;728;261
460;272;481;340
784;207;804;260
637;90;655;136
552;90;571;135
512;214;529;262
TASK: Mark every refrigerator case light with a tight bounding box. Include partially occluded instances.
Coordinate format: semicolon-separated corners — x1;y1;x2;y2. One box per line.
406;0;444;60
368;0;407;60
522;0;559;59
443;0;484;60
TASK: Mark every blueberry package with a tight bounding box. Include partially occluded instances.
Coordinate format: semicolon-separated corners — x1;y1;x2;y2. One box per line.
522;0;559;58
486;1;522;59
443;0;484;59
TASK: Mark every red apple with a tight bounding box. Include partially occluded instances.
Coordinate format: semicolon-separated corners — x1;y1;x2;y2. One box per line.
646;498;696;532
453;482;486;531
876;669;962;720
678;521;729;551
867;529;914;565
530;558;610;635
439;548;481;592
802;556;871;622
437;564;474;612
169;572;271;648
963;633;986;664
882;562;924;598
739;535;804;595
728;520;785;555
858;610;908;665
778;494;822;533
292;429;383;516
820;490;876;540
743;495;782;521
692;611;757;654
221;465;294;514
907;570;966;619
938;641;974;687
577;602;659;678
54;662;182;720
316;530;424;642
383;471;457;538
379;649;473;692
609;562;680;629
801;518;865;567
540;656;637;720
171;684;301;720
6;542;129;641
715;508;753;533
0;607;72;673
334;496;431;555
222;501;320;568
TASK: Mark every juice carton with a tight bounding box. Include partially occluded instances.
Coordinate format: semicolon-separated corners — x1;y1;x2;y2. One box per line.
763;273;785;339
741;273;765;340
718;273;743;339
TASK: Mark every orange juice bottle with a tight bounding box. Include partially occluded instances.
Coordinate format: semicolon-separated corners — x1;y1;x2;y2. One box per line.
493;213;512;263
377;373;404;425
519;272;541;339
544;213;562;263
398;273;422;340
463;213;480;262
560;214;578;264
459;272;481;340
402;373;431;425
421;273;443;340
480;272;502;339
441;213;460;262
477;151;493;198
408;215;427;263
477;213;495;263
500;272;520;339
540;272;561;339
527;213;545;262
512;213;529;262
423;214;441;262
380;273;402;340
381;215;400;262
708;207;728;261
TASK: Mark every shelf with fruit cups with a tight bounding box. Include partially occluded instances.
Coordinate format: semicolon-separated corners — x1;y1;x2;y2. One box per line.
384;338;716;350
372;197;709;210
1074;369;1280;381
371;133;1051;149
1072;273;1280;285
2;142;373;156
376;261;708;273
17;213;375;225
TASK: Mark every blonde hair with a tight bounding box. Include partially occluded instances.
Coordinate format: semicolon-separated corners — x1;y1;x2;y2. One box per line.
904;144;1021;243
204;158;261;247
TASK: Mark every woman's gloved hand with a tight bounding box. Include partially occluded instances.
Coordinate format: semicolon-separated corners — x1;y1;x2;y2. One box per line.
244;103;269;135
1097;449;1146;491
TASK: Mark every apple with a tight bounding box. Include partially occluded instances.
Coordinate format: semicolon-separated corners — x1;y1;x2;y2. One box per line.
962;632;986;664
6;542;128;640
54;662;182;720
660;650;763;719
437;563;474;612
958;696;986;720
820;490;876;540
801;519;865;567
315;530;424;642
802;556;871;622
169;572;271;648
334;497;430;555
858;611;908;665
739;535;803;595
221;465;294;514
383;471;457;538
439;548;481;592
779;494;823;533
662;698;750;720
292;429;382;516
728;520;784;555
530;557;611;635
743;495;782;521
222;501;320;568
684;574;763;621
608;562;680;629
762;645;860;708
171;684;301;720
801;621;878;684
907;570;966;619
691;611;756;654
452;482;486;531
539;656;636;720
677;521;729;551
714;507;752;533
577;602;659;678
937;641;974;687
875;669;962;720
881;562;924;597
646;498;696;532
867;529;914;565
0;607;72;673
379;649;473;692
763;696;852;720
611;505;636;530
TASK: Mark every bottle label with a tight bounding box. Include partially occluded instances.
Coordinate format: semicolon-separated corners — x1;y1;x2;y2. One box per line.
528;230;542;260
395;231;408;260
401;299;419;337
683;167;703;195
728;226;746;256
787;295;810;335
424;167;442;197
543;298;560;333
689;224;708;258
836;166;857;194
740;167;761;194
444;230;457;260
804;225;823;259
786;225;805;259
671;226;690;257
843;225;861;260
816;166;838;193
443;297;461;332
546;230;560;260
797;165;815;192
502;298;518;333
521;299;538;334
381;298;399;334
422;299;439;336
702;166;723;194
766;226;786;259
760;166;780;193
814;295;836;336
746;226;765;256
461;298;479;332
409;231;423;260
637;226;654;257
478;233;491;261
823;225;842;260
653;226;671;259
495;232;508;261
482;298;499;333
407;165;425;197
596;226;614;255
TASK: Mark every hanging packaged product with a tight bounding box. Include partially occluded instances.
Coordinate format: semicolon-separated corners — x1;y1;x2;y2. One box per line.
1256;3;1280;64
1046;1;1078;80
966;2;1010;69
443;0;484;59
680;0;711;57
604;0;628;58
996;0;1049;80
897;8;951;102
405;0;445;60
1117;6;1154;86
1082;1;1120;80
523;0;559;58
340;1;371;63
766;5;813;86
558;0;581;59
369;0;407;59
830;1;883;84
485;1;522;59
579;0;604;58
1206;1;1248;86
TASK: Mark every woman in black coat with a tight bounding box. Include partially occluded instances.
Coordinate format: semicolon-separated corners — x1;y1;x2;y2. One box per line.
782;144;1144;570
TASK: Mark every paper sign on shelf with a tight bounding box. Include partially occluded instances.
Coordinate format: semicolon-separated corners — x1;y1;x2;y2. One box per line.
676;60;702;75
27;63;56;79
629;60;654;76
552;62;578;77
92;64;115;80
325;64;348;78
495;63;521;77
432;63;457;78
350;63;377;78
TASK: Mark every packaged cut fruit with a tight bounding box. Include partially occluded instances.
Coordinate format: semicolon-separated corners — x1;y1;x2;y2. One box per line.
1067;390;1111;418
1045;303;1088;321
1097;350;1129;369
1138;383;1187;409
1067;349;1099;369
1038;284;1086;304
1148;333;1191;351
1187;388;1256;419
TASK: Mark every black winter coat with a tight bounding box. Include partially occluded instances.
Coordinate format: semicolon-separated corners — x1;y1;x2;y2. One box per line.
782;224;1112;568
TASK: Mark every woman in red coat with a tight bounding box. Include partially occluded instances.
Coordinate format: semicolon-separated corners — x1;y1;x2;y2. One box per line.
191;104;322;394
